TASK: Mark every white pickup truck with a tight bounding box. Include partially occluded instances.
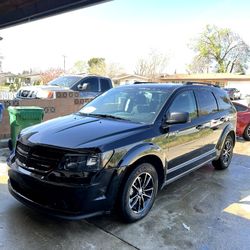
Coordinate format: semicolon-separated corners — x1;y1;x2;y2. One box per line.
16;74;113;99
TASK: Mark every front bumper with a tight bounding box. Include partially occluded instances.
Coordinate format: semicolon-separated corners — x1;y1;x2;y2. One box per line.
8;166;116;219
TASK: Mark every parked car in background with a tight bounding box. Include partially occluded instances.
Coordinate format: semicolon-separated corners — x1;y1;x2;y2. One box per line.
8;83;236;222
232;102;250;140
16;75;113;99
223;88;241;100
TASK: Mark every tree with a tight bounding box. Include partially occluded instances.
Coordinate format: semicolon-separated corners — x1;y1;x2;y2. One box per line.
9;78;21;92
87;57;106;75
134;50;169;80
40;68;64;84
187;55;211;74
70;60;87;74
105;62;124;78
189;25;250;74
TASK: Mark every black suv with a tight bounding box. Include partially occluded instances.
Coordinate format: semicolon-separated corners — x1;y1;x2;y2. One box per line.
8;83;236;222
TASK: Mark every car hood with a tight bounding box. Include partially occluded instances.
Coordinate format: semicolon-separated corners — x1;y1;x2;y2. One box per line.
18;85;70;91
19;114;152;152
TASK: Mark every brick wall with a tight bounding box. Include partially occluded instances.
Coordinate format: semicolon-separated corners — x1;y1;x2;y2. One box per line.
0;91;92;139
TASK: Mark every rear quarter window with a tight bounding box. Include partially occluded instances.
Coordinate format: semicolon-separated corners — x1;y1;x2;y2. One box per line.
195;90;218;116
214;91;232;111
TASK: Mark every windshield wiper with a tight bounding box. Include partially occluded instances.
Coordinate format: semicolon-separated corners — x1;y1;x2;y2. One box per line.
80;113;129;121
92;114;129;121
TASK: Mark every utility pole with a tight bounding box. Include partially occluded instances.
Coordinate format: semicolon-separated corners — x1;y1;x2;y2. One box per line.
62;55;66;73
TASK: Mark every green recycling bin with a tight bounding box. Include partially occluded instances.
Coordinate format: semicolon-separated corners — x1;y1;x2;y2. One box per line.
8;106;44;149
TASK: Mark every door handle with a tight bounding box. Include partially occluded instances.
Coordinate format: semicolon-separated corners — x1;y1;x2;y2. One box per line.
196;125;204;130
220;116;227;122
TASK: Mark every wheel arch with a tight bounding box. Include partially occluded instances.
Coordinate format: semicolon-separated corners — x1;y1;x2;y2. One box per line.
117;143;166;186
215;124;236;158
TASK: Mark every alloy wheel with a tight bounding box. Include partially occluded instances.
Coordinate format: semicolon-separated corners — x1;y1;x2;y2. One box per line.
129;172;154;213
247;126;250;138
222;139;233;166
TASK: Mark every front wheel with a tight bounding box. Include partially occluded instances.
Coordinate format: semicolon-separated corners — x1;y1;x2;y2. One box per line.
243;124;250;141
120;163;158;222
212;135;234;170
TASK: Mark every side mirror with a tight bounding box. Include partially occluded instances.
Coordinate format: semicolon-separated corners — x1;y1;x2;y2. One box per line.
77;83;88;91
163;111;189;127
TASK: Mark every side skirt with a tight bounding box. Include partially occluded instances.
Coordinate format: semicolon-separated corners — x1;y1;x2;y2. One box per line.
163;152;216;187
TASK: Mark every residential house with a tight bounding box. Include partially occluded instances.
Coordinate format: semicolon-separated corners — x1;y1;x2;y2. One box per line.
112;74;149;86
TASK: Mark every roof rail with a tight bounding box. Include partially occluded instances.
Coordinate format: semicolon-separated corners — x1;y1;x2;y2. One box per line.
133;81;159;84
185;82;221;88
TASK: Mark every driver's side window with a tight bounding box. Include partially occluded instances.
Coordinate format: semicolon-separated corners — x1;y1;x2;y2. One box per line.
169;91;198;119
78;77;99;92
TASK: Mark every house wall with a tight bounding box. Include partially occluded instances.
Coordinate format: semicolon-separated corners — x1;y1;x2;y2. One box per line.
0;91;92;139
118;76;148;85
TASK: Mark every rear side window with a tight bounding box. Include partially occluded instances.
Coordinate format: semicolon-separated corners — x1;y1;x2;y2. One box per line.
100;78;111;92
169;91;198;119
214;91;232;111
195;90;218;116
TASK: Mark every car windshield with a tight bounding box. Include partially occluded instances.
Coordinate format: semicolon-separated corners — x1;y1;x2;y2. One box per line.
48;76;82;87
79;86;172;124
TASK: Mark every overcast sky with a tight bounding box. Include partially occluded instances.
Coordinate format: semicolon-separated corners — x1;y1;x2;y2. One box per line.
1;0;250;74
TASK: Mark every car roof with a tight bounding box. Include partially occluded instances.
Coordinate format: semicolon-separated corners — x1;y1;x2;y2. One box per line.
60;74;110;79
117;82;219;92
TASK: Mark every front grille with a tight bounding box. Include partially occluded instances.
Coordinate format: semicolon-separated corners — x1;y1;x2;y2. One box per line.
15;142;63;174
18;90;36;98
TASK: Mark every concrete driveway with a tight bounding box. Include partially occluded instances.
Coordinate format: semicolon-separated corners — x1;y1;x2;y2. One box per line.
1;140;250;250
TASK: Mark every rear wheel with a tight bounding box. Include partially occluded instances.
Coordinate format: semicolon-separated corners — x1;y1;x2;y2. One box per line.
120;163;158;222
243;124;250;141
212;135;234;170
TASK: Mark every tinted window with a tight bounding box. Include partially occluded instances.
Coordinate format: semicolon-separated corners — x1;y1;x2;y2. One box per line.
48;76;82;87
80;86;172;124
169;91;197;119
195;90;218;115
233;103;248;112
85;77;99;92
100;78;111;91
214;91;232;111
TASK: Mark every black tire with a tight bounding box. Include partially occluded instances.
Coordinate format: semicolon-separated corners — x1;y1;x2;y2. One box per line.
243;124;250;141
212;135;234;170
120;163;158;223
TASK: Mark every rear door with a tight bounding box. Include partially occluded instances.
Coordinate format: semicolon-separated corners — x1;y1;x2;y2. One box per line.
194;89;223;152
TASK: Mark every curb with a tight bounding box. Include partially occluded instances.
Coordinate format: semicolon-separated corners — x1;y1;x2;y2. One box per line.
0;139;9;149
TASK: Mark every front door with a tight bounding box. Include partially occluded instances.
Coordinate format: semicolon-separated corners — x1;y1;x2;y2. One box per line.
165;90;210;181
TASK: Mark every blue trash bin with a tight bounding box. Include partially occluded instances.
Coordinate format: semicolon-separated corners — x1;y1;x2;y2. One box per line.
0;103;4;122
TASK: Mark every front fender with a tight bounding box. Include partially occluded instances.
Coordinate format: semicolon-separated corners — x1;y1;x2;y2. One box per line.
118;143;165;168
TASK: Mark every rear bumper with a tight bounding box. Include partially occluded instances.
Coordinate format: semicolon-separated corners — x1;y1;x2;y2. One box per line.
8;167;115;219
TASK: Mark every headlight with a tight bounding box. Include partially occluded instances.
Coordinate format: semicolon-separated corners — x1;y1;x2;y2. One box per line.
36;90;54;99
59;151;113;172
